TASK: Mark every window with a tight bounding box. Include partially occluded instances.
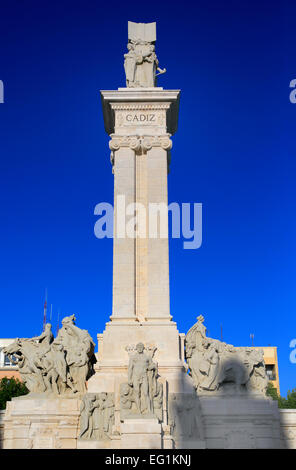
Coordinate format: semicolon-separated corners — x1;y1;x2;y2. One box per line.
4;354;12;366
0;347;15;367
266;364;276;381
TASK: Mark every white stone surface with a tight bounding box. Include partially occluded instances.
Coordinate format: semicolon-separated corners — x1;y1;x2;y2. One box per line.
3;396;81;449
120;418;162;448
280;409;296;449
199;395;282;449
0;410;5;449
77;438;121;449
2;394;295;449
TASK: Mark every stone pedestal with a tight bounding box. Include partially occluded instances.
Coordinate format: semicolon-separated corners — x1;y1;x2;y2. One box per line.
199;394;282;449
88;322;192;394
120;419;162;449
3;396;81;449
280;409;296;449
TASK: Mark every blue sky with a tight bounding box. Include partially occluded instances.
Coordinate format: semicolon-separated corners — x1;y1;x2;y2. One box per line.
0;0;295;397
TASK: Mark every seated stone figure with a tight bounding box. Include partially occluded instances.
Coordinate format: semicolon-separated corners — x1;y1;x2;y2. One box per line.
185;316;269;395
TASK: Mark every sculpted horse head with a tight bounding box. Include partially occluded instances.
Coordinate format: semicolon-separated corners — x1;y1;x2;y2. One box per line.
2;338;23;362
3;338;47;393
4;338;40;369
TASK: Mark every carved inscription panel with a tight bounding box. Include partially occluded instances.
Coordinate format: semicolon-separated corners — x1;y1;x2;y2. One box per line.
115;110;166;129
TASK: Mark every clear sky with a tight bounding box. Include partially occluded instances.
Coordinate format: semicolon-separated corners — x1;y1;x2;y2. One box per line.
0;0;295;397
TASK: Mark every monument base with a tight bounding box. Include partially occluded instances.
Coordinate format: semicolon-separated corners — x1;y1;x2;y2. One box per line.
3;395;81;449
86;320;207;448
199;394;282;449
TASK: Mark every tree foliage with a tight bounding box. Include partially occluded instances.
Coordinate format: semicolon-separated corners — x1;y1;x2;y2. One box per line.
280;389;296;409
266;382;280;401
0;377;29;410
266;382;296;409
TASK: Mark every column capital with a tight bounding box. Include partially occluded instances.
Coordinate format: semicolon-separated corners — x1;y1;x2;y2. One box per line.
109;134;173;152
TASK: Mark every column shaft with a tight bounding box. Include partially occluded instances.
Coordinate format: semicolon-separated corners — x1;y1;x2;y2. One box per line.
112;146;136;320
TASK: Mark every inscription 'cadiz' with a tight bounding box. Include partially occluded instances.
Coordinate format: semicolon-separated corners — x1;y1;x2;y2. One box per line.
126;113;156;123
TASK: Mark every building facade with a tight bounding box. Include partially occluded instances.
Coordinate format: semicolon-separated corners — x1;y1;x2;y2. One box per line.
0;339;20;381
255;346;280;394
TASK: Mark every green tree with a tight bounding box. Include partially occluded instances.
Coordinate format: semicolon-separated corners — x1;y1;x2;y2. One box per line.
266;382;280;401
266;382;296;409
281;389;296;409
0;377;29;410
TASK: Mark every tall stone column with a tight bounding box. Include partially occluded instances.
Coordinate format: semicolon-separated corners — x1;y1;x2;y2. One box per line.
88;89;193;398
102;89;179;324
87;22;204;447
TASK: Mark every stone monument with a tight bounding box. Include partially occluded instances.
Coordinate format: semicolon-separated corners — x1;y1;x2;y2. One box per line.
2;21;285;449
86;19;205;449
2;316;97;448
184;316;281;448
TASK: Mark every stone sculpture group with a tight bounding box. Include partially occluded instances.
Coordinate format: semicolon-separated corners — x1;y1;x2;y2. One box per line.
79;393;115;441
2;299;272;452
185;315;269;394
3;315;96;395
124;21;166;88
3;314;270;445
124;40;166;88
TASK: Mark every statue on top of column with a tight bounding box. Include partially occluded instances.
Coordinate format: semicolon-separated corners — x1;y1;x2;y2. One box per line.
124;21;166;88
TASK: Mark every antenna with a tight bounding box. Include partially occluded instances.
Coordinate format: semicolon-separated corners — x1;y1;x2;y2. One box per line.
50;304;53;323
250;333;254;347
43;288;48;331
220;323;223;342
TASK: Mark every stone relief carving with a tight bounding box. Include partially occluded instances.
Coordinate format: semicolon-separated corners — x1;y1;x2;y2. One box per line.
124;22;166;88
3;315;96;396
185;315;269;394
79;393;115;441
120;342;163;420
168;393;204;442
